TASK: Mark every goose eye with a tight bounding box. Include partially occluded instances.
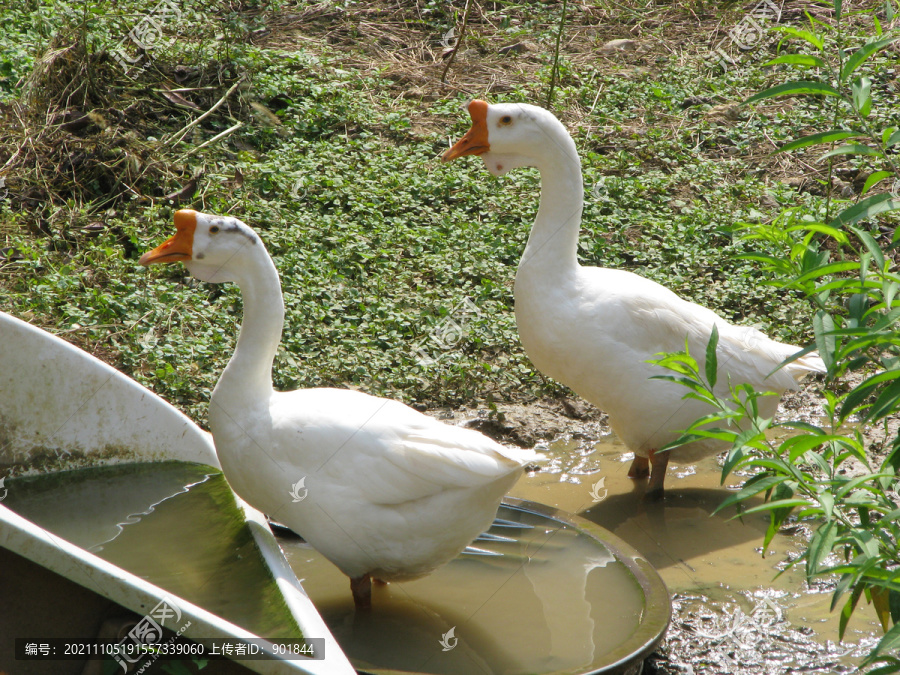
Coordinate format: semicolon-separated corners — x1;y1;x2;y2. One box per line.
499;116;513;126
210;226;220;233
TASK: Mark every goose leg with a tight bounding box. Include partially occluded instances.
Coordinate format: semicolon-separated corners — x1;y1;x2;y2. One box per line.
646;449;669;501
350;574;373;610
627;455;650;479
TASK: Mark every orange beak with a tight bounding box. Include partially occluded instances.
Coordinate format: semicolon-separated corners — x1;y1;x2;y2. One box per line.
442;100;490;162
139;209;197;265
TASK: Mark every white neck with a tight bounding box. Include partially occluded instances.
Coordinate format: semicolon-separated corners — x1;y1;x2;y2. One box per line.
517;126;584;277
212;248;283;407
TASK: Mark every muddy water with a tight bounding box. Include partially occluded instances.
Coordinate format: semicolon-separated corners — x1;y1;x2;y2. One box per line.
511;437;882;669
3;462;298;639
278;502;654;675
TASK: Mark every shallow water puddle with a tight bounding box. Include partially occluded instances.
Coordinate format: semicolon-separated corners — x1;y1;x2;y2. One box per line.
3;462;299;638
511;436;882;668
278;502;651;675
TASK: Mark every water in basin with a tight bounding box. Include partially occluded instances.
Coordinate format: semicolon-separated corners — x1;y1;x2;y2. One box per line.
279;502;654;675
3;461;299;639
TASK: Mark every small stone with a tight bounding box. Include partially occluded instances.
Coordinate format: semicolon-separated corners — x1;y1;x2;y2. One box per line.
705;103;742;120
401;87;427;99
761;194;780;209
681;96;712;109
82;221;108;236
785;176;823;195
498;42;528;56
601;38;638;53
834;179;855;198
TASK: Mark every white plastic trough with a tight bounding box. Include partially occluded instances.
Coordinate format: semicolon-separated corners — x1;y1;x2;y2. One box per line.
0;310;355;675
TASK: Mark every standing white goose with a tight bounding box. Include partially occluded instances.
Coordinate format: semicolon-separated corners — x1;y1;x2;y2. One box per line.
140;209;540;608
443;100;824;499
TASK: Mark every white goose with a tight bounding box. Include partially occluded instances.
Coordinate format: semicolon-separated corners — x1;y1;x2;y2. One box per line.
443;100;824;499
140;209;540;607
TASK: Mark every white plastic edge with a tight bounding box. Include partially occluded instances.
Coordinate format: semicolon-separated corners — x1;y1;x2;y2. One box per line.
0;311;356;674
0;504;355;674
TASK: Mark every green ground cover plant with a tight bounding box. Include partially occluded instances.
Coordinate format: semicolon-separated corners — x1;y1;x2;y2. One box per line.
2;0;855;420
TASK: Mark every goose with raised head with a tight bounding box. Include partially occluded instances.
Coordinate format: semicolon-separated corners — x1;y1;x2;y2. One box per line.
443;100;824;499
140;209;540;608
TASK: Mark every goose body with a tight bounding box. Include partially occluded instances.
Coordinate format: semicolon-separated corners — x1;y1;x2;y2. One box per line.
444;101;824;497
140;209;538;606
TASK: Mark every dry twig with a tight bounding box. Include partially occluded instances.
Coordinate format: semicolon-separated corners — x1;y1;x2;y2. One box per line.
164;76;244;147
440;0;473;84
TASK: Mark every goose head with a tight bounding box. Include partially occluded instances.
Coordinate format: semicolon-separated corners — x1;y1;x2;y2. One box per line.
442;100;574;176
139;209;262;283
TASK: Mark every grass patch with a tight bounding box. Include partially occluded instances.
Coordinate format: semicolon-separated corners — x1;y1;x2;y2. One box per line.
1;0;898;426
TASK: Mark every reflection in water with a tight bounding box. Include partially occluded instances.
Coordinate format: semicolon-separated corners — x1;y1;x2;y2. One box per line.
522;541;614;670
280;504;648;675
511;437;882;666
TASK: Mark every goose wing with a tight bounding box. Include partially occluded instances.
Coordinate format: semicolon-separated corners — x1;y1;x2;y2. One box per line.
272;389;538;506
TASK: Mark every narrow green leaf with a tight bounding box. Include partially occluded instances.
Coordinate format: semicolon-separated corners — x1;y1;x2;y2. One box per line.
819;143;882;161
887;129;900;148
818;491;834;520
746;80;842;104
851;76;873;117
890;589;900;623
784;222;850;242
840;584;865;640
861;171;894;197
736;457;796;475
864;661;900;675
737;498;811;516
782;433;845;462
721;445;747;480
841;36;900;82
772;26;825;50
779;420;827;433
661;432;718;452
763;517;778;554
864;621;900;664
832;572;857;612
791;260;859;285
763;54;828;69
830;192;900;228
813;309;836;372
850;225;886;270
851;529;879;557
808;449;832;474
835;472;895;499
807;519;839;578
865;379;900;423
841;370;900;420
777;129;862;153
715;474;789;515
836;567;900;585
705;325;719;389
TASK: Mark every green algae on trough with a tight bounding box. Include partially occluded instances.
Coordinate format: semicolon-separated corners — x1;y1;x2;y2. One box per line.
4;461;299;639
